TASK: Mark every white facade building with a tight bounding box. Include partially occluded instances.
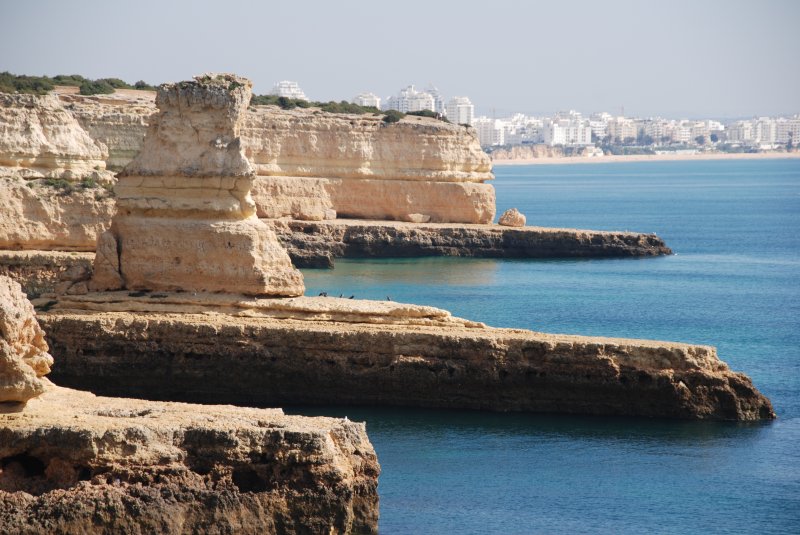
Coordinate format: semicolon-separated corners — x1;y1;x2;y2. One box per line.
269;80;308;101
542;119;593;146
445;96;474;125
352;92;381;109
384;85;435;113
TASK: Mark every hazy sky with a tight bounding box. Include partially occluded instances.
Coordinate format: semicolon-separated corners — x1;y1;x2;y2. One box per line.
2;0;798;118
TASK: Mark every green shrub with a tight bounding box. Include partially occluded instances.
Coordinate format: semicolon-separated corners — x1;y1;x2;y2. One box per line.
0;72;155;95
382;109;405;123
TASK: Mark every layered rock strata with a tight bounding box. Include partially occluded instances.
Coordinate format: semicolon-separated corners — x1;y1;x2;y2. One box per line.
0;278;379;534
0;93;111;180
39;296;774;421
0;250;94;297
90;74;304;296
0;93;116;251
0;386;379;534
272;219;673;268
243;109;495;223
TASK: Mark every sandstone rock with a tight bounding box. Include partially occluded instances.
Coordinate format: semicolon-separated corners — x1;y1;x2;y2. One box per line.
39;307;775;421
65;281;88;295
0;93;110;180
57;264;90;282
244;108;495;224
92;74;304;296
403;213;431;224
0;385;379;533
0;276;52;403
0;250;95;297
270;219;673;268
498;208;526;227
0;176;115;251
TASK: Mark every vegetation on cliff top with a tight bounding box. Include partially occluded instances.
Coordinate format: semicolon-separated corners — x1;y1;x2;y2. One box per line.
0;72;156;96
249;94;451;124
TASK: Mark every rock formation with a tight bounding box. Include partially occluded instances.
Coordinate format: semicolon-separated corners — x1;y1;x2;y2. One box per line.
0;93;110;180
40;297;775;421
0;276;379;533
0;93;116;251
90;74;304;296
0;277;52;403
244;108;495;223
272;219;673;268
498;208;526;227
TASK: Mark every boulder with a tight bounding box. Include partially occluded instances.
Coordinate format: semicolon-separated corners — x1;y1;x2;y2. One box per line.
498;207;526;227
0;276;52;403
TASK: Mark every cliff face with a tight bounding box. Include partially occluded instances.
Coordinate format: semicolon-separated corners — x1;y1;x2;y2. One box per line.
0;386;379;534
0;276;379;534
0;93;110;180
63;91;154;171
91;74;304;297
271;219;673;268
39;304;774;421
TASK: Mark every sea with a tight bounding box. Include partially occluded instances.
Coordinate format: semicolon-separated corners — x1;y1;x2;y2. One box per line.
291;159;800;534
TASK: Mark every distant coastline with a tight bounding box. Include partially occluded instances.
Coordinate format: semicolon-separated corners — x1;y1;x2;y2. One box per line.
491;151;800;166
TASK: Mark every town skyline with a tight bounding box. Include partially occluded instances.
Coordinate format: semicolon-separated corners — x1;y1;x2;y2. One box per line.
2;0;799;119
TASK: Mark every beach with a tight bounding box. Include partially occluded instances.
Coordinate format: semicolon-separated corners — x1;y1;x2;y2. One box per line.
491;150;800;166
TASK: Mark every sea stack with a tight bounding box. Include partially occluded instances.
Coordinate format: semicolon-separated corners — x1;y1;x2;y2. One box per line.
90;74;304;296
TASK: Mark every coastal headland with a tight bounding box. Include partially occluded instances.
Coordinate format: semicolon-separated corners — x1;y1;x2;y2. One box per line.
40;292;774;421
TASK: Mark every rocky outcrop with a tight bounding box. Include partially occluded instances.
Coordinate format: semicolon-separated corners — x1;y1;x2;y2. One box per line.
0;278;379;534
271;219;673;268
0;93;117;251
38;302;774;421
0;93;112;180
0;250;94;297
0;177;115;251
0;277;52;403
244;108;495;223
91;74;304;296
0;386;379;534
498;208;526;227
61;90;155;171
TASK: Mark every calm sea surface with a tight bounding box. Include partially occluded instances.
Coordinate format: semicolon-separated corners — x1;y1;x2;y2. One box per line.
291;159;800;534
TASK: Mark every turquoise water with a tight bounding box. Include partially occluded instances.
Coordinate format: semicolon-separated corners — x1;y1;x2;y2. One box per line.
292;159;800;534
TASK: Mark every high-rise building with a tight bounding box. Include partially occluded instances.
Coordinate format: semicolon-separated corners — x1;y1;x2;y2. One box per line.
425;85;446;115
446;96;474;126
269;81;308;101
353;92;381;109
383;85;435;113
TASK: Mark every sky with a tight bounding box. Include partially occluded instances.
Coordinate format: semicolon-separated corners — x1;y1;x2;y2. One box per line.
2;0;798;119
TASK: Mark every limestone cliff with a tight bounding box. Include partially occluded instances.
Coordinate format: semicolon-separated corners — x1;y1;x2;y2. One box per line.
271;219;673;268
0;278;379;534
0;93;111;180
0;386;379;534
0;93;117;250
92;74;304;296
244;108;495;223
39;302;774;421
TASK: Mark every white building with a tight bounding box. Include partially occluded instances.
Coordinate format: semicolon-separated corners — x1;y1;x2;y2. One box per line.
776;117;800;143
352;92;381;109
445;96;474;125
269;80;308;101
425;85;446;115
606;117;637;142
542;118;593;146
383;85;435;113
473;116;506;147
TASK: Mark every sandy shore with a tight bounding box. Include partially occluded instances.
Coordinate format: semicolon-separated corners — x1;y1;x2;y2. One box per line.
491;151;800;166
